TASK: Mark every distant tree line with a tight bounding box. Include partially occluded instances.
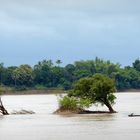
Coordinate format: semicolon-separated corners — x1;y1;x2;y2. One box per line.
0;57;140;91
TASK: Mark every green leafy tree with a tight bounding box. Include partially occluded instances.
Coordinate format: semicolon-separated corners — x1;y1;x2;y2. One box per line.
12;65;33;87
3;66;17;86
0;63;4;85
33;60;53;87
69;74;116;113
64;64;76;88
56;60;62;67
133;59;140;71
51;66;65;87
59;96;91;112
74;58;120;80
115;67;140;90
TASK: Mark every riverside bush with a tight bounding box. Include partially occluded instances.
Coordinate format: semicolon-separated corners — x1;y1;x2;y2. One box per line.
59;96;91;111
59;96;78;111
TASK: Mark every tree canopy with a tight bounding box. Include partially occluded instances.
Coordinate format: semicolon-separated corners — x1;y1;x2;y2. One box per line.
68;74;116;113
0;58;140;91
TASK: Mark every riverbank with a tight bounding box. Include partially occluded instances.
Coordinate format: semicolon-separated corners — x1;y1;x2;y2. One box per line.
118;89;140;92
1;89;66;95
1;88;140;96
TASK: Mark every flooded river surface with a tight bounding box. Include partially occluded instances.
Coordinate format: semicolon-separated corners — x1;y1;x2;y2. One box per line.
0;92;140;140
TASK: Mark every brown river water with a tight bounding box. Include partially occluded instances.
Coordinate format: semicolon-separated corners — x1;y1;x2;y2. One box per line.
0;92;140;140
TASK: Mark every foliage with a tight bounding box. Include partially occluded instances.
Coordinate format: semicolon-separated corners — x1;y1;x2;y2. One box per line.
35;84;48;90
0;86;6;94
69;74;116;112
59;95;91;111
78;98;92;109
0;58;140;91
133;59;140;71
59;96;78;111
56;60;62;66
12;65;34;87
115;67;140;90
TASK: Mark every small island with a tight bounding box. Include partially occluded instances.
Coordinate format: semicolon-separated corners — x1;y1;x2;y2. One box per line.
55;74;117;115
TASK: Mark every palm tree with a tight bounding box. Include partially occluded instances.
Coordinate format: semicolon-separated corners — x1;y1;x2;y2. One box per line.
56;60;62;67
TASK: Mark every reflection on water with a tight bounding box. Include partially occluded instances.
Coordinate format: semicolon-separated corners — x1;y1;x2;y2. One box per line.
0;93;140;140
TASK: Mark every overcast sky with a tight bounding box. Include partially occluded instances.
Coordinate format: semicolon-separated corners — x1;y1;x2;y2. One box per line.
0;0;140;66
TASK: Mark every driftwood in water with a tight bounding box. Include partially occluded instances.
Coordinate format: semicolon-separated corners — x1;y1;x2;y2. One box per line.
0;97;9;115
11;109;35;115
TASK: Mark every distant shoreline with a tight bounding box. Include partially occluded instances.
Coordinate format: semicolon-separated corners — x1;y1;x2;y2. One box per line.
1;89;140;96
117;89;140;93
1;89;66;96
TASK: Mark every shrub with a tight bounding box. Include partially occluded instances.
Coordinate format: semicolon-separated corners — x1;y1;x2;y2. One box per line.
59;95;92;111
59;96;78;111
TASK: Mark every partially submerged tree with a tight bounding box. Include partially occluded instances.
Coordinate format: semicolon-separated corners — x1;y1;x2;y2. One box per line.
0;87;9;115
0;98;9;115
68;74;116;113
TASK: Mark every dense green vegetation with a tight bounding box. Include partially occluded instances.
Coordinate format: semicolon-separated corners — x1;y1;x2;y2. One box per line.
58;95;91;112
59;74;116;113
0;58;140;91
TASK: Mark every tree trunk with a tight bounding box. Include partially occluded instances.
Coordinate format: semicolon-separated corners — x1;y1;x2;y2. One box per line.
0;97;9;115
104;100;116;113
